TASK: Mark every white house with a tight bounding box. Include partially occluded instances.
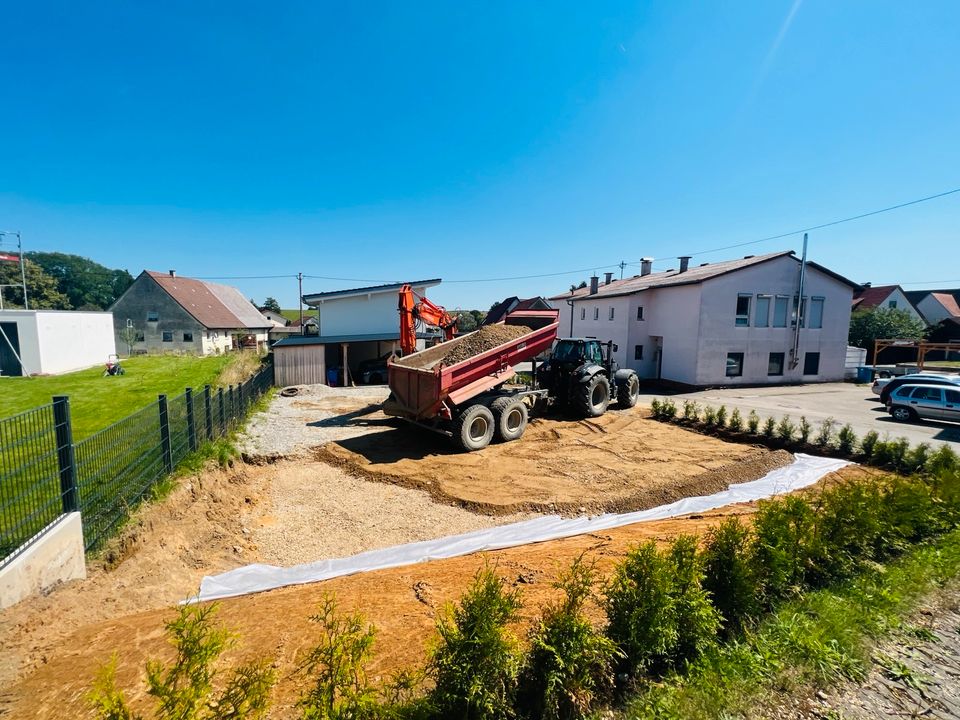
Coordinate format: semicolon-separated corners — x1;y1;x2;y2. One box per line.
0;310;116;376
548;251;858;387
851;285;924;323
273;279;441;386
912;291;960;326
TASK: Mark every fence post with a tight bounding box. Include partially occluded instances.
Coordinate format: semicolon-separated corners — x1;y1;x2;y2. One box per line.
185;387;197;452
52;396;79;513
204;385;214;441
158;394;173;473
228;385;235;426
218;387;225;436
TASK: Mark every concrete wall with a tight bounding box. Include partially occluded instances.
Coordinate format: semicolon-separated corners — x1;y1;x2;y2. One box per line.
111;275;207;354
563;293;633;369
311;284;433;337
694;256;853;385
648;284;704;384
0;513;86;609
0;310;116;375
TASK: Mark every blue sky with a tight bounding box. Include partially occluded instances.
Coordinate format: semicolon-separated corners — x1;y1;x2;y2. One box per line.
1;1;958;310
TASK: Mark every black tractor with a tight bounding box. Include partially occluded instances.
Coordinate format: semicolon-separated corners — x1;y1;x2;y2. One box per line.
536;338;640;417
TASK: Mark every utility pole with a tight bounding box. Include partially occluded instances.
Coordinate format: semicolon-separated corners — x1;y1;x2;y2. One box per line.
297;272;304;336
619;261;626;279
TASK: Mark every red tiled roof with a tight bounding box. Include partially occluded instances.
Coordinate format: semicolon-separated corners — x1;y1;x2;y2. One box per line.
931;292;960;317
851;285;899;309
145;271;270;330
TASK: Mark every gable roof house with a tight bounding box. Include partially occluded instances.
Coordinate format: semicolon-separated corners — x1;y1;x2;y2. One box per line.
851;284;925;323
905;289;960;326
548;251;858;388
110;270;272;355
484;296;554;325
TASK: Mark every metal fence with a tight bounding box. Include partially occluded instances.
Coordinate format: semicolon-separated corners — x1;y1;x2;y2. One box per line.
0;362;274;565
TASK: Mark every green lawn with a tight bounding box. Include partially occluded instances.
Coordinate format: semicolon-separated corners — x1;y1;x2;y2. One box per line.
0;354;235;440
280;308;317;323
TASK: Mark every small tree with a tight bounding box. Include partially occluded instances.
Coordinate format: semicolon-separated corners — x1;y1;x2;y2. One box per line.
849;307;927;361
118;324;139;356
262;297;282;313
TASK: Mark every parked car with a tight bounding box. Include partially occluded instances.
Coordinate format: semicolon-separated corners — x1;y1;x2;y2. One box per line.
359;351;401;385
887;383;960;423
871;377;892;396
877;373;960;404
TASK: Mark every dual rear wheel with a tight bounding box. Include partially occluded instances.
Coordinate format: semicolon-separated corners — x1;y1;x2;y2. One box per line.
452;397;529;451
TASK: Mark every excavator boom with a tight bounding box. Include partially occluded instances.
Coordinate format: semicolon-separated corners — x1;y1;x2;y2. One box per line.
398;284;457;355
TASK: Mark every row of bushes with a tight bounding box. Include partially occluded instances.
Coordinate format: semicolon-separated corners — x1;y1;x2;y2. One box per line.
91;463;960;720
649;397;960;476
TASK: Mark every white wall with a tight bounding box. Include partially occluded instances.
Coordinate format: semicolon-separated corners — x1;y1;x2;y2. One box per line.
916;294;954;326
647;284;704;384
875;287;924;323
0;310;116;375
0;512;86;609
311;284;433;337
564;292;632;368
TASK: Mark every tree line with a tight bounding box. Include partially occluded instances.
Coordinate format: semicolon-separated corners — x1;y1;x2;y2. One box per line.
0;252;133;310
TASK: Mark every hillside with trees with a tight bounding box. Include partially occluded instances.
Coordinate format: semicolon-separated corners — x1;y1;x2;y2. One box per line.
0;252;133;310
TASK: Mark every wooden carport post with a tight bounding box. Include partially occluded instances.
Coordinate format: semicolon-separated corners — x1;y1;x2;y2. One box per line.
342;343;351;387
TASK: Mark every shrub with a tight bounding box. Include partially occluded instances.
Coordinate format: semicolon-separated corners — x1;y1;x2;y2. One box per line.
682;400;701;423
651;399;677;421
927;444;960;477
888;437;910;472
747;410;761;434
806;481;883;585
668;536;721;668
860;430;880;458
518;556;620;720
715;405;728;428
751;496;815;604
604;542;677;679
88;604;274;720
798;416;812;444
728;408;743;432
298;595;379;720
650;398;662;419
761;417;776;439
814;418;836;448
430;565;522;719
702;517;760;638
702;406;717;427
775;416;796;444
836;424;857;455
904;443;931;474
878;475;940;551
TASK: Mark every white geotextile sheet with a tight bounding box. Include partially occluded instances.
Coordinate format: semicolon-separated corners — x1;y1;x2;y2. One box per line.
194;453;851;603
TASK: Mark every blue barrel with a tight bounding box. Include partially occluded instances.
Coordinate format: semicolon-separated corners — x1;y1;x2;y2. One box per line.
856;366;873;383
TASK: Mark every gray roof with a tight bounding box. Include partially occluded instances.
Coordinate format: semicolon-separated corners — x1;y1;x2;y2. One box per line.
303;279;441;304
549;251;858;301
206;281;275;328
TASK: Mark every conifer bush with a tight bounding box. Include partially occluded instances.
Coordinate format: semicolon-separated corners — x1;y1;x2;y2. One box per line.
728;408;743;432
702;517;760;638
798;416;812;444
859;430;880;458
762;417;776;439
668;536;721;668
715;405;728;428
702;406;717;427
751;496;816;605
682;400;700;423
747;410;761;434
775;416;796;443
836;424;857;455
814;418;836;448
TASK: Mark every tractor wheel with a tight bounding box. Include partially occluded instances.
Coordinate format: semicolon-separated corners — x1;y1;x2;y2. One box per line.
491;396;528;442
576;374;610;418
617;372;640;408
452;404;495;451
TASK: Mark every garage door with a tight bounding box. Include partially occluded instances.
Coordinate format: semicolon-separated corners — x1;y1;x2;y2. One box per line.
0;322;23;377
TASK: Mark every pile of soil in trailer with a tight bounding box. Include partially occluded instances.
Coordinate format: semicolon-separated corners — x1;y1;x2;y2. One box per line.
3;465;874;720
317;412;793;515
433;324;531;367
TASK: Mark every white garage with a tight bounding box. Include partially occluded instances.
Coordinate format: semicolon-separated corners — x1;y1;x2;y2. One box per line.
0;310;117;377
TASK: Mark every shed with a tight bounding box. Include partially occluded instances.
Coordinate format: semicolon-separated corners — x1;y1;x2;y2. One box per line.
0;310;116;376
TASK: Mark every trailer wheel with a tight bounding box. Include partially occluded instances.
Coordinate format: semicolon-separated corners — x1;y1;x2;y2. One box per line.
491;397;528;442
576;374;610;418
452;404;495;451
617;372;640;409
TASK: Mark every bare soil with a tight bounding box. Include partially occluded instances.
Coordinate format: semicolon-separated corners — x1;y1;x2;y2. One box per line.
0;465;868;720
318;411;788;515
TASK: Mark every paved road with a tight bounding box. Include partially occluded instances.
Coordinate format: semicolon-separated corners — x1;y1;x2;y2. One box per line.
638;382;960;449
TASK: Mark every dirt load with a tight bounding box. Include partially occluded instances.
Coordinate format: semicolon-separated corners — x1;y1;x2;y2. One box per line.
317;412;792;515
1;466;875;720
398;324;532;370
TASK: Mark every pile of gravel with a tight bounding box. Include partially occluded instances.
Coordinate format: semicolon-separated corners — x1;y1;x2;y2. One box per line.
436;324;531;367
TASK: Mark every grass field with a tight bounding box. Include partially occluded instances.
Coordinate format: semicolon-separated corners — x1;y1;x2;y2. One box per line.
280;308;317;323
0;353;257;440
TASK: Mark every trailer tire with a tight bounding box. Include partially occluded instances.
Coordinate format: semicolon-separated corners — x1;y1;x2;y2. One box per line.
617;372;640;408
452;404;495;451
576;374;610;418
491;397;528;442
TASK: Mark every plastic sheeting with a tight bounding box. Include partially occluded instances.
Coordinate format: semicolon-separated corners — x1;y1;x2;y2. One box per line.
194;453;851;603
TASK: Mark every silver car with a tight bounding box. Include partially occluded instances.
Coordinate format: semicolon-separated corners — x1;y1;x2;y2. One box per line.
887;383;960;423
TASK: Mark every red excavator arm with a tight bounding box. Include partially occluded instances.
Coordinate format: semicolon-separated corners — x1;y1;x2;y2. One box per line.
398;284;458;355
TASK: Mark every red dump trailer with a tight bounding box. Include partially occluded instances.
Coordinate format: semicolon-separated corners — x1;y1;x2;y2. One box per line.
385;308;559;451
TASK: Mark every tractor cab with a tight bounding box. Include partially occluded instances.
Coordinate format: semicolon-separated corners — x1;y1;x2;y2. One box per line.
549;338;612;368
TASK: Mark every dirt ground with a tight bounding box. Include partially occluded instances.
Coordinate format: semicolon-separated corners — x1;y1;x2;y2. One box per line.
319;411;787;515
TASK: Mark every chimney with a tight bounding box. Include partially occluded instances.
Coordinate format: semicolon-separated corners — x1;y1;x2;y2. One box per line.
604;272;614;285
169;270;176;278
589;275;599;295
678;256;691;273
862;282;872;288
640;258;653;276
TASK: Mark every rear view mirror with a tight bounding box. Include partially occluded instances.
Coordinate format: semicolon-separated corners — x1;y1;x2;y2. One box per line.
612;344;618;352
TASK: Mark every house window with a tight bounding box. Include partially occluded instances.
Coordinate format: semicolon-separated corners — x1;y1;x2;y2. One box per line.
803;352;820;375
773;295;789;327
608;307;615;321
135;330;145;342
636;306;644;321
755;295;771;327
768;352;785;376
580;307;586;320
735;294;751;326
792;297;807;327
147;311;159;322
183;332;193;342
726;352;744;377
809;297;824;329
888;300;897;309
593;307;599;321
634;345;644;360
162;331;173;342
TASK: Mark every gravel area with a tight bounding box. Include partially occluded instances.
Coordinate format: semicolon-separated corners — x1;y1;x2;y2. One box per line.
237;383;391;459
249;459;532;566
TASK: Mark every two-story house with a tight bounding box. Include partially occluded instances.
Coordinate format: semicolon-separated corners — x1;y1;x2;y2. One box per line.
549;251;858;387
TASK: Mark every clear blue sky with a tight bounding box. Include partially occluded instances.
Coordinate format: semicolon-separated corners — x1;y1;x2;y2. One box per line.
1;1;958;311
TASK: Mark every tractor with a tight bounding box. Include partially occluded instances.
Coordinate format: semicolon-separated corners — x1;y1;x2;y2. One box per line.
536;338;640;417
